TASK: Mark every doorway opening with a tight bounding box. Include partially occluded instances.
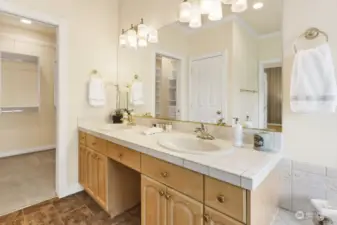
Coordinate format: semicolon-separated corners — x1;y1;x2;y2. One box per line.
0;12;58;215
154;53;182;120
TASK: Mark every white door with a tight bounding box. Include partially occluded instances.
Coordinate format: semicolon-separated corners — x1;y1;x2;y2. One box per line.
189;54;225;123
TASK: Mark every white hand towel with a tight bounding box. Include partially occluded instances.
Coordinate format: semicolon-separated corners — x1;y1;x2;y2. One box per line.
88;77;106;107
291;43;337;113
130;81;144;106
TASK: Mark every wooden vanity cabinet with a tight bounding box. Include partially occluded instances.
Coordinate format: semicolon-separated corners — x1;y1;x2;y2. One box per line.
141;175;203;225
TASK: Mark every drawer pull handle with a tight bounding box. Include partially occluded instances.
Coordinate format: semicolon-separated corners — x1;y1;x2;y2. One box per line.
119;153;123;159
165;193;171;200
203;214;211;223
161;172;169;178
92;142;97;146
159;190;165;196
216;195;226;203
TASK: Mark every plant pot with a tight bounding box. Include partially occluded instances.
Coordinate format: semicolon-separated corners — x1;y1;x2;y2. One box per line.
112;115;123;124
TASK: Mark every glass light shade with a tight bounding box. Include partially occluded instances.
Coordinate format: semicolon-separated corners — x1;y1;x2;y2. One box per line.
189;4;202;28
221;0;237;4
231;0;247;13
127;29;137;48
208;0;223;21
137;23;148;38
119;33;127;47
148;29;158;43
138;38;148;47
200;0;212;15
179;0;192;23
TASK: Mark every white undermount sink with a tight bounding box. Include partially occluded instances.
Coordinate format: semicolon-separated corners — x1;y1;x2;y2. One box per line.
158;136;233;154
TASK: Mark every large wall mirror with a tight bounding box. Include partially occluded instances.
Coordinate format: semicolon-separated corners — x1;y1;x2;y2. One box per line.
118;0;283;132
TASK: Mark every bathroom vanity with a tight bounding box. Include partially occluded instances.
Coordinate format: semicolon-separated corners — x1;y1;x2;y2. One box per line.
78;123;281;225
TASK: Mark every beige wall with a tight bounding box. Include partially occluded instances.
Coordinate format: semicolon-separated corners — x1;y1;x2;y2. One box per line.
283;0;337;168
0;23;56;152
119;0;337;168
1;0;119;188
259;35;282;61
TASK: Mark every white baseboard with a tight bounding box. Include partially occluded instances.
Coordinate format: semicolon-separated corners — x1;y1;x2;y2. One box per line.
58;183;84;198
0;145;56;159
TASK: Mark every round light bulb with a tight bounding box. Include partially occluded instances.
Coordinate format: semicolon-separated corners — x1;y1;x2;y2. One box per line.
179;0;192;23
208;0;223;21
189;4;202;28
253;2;264;9
231;0;247;13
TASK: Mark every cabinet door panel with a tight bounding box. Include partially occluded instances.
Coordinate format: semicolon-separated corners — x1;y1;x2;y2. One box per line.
79;145;86;187
96;153;107;207
204;206;244;225
86;148;95;196
141;175;166;225
166;187;203;225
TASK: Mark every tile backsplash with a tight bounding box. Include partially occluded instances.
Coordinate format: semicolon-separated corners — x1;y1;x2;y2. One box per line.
278;159;337;213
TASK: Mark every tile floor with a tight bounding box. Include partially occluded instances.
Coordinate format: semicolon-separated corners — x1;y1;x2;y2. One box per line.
0;150;56;216
273;209;316;225
0;192;141;225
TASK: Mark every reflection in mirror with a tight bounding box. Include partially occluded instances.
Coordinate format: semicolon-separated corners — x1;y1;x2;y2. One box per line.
118;0;283;132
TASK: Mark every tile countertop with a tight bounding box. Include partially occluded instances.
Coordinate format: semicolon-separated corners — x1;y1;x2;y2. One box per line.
78;122;282;191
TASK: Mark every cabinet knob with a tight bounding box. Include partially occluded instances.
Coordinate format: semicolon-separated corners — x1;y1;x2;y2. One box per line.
159;190;165;196
118;153;123;159
92;142;97;146
165;193;171;200
203;214;211;223
161;172;169;178
216;194;226;203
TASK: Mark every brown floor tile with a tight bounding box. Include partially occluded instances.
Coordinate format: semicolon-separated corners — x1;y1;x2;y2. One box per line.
53;195;84;215
61;206;92;225
127;205;140;217
24;203;63;225
75;192;94;206
86;211;115;225
0;210;24;224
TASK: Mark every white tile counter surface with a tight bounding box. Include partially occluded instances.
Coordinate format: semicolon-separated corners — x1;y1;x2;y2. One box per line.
78;122;282;190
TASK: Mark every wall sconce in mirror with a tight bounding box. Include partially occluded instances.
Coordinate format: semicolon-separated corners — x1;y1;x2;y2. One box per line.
179;0;250;29
119;18;159;49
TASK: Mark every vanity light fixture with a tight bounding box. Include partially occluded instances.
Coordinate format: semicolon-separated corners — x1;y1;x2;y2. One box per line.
179;0;248;29
119;18;158;49
20;18;32;24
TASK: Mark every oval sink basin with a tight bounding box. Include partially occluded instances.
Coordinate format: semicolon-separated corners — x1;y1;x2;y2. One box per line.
158;136;233;154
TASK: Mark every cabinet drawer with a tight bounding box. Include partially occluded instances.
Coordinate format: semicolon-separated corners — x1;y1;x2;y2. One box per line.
205;177;247;223
141;154;203;202
204;206;244;225
86;134;107;155
79;131;86;145
107;142;141;172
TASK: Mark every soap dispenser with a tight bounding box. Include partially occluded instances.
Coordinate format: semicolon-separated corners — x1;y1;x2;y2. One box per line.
233;117;243;147
243;113;253;129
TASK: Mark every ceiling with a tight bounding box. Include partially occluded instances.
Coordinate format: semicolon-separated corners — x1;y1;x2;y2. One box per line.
0;12;56;36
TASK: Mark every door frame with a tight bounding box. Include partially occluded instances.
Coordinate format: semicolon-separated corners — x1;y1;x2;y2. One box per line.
258;58;282;129
152;50;186;120
189;51;228;123
0;3;70;197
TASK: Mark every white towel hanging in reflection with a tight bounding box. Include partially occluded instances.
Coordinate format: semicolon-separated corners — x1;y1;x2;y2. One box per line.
130;80;144;106
88;76;106;107
291;43;337;113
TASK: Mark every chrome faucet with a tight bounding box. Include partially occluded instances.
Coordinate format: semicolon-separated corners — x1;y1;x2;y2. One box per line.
194;123;215;140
